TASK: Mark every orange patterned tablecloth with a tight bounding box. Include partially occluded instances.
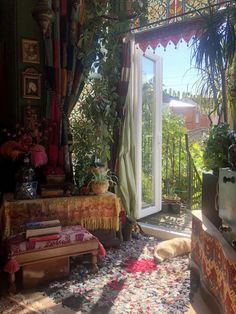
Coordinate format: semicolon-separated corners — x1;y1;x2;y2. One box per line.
191;210;236;314
1;193;121;240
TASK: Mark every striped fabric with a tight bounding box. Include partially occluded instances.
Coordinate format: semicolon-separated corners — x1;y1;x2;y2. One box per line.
44;0;86;176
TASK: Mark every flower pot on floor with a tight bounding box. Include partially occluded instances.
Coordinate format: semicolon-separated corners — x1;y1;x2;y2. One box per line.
162;201;169;213
169;202;181;214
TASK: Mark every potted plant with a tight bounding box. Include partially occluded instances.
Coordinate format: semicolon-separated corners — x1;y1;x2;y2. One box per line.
88;169;117;195
192;3;236;124
202;123;230;227
163;187;181;214
203;123;230;175
71;76;117;189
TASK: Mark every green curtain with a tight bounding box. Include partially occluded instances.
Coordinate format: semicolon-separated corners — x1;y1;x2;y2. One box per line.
117;88;137;217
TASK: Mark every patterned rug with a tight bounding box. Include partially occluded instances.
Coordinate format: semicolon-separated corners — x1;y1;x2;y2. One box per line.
44;235;194;314
0;296;38;314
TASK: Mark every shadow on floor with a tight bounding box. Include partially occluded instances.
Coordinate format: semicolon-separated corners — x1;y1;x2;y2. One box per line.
138;205;192;234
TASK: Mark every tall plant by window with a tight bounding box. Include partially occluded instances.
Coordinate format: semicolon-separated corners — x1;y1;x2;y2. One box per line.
192;2;236;124
70;8;128;187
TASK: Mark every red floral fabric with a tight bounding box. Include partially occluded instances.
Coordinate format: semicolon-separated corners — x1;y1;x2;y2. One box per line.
7;225;96;255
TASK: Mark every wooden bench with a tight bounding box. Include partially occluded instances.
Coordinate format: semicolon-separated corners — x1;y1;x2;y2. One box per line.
4;225;101;290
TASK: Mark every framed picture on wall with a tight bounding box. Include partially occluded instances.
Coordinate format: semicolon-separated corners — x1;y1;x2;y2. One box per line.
22;68;41;99
22;39;40;64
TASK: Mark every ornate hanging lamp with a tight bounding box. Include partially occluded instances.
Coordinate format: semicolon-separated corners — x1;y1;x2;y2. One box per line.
32;0;55;37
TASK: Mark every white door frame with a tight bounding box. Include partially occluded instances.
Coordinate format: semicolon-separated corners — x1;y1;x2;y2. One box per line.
132;43;163;219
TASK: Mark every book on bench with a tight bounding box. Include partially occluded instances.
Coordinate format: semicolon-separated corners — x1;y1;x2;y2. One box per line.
28;234;61;242
26;219;61;229
25;220;62;239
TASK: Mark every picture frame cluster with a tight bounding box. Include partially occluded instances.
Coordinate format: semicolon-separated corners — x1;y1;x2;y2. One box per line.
22;39;41;100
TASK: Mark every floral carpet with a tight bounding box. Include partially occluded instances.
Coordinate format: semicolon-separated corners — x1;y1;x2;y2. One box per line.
44;235;194;314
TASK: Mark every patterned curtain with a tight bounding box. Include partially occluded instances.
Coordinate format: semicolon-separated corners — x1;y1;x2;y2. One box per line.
44;0;87;178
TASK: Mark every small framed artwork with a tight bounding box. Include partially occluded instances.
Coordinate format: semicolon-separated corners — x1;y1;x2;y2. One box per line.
22;68;41;99
22;39;40;64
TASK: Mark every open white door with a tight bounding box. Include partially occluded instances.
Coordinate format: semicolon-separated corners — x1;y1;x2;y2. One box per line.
133;44;163;219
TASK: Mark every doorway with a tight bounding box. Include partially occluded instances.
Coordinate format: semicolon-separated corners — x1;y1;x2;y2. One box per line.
133;45;163;219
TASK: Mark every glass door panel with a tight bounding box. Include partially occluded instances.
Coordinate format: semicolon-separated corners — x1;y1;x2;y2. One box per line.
133;44;162;219
142;56;155;207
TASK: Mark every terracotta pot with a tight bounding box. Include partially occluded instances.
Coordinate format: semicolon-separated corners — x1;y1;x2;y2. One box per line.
91;181;109;195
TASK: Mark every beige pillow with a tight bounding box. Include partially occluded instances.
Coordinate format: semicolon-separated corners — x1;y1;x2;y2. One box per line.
154;237;191;263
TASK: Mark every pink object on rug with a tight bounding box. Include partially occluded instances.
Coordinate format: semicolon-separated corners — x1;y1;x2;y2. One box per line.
123;258;157;273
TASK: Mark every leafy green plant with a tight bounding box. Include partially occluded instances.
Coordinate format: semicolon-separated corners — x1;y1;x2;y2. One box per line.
191;2;236;123
84;78;118;163
163;187;181;202
89;169;117;186
70;1;130;186
162;109;188;199
203;123;230;174
189;141;205;173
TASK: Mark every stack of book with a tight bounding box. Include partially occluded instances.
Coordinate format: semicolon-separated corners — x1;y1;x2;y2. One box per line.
25;219;62;242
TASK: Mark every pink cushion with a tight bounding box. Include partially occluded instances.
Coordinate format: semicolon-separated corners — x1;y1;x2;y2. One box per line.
7;225;97;255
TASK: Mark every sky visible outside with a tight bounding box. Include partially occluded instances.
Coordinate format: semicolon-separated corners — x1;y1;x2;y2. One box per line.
155;40;200;97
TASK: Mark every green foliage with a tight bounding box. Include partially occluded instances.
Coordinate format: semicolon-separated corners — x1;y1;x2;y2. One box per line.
191;3;236;123
70;102;97;187
142;171;153;205
203;123;230;173
189;142;204;173
89;169;117;185
163;186;180;201
162;109;188;200
70;0;129;187
83;78;118;162
141;81;155;205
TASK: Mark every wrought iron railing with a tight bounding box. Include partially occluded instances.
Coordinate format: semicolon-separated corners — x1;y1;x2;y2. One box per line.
185;134;202;209
162;132;202;210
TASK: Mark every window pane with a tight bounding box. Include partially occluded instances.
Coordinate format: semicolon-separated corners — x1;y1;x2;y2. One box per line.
142;56;155;207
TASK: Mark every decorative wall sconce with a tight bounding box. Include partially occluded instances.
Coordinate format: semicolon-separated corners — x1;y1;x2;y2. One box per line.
32;0;55;37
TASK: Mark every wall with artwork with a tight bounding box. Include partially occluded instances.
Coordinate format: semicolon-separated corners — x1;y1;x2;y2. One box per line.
0;0;46;191
16;0;45;126
0;0;45;131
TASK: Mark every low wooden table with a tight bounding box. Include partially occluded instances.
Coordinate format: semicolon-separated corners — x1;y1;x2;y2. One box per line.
5;225;99;289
